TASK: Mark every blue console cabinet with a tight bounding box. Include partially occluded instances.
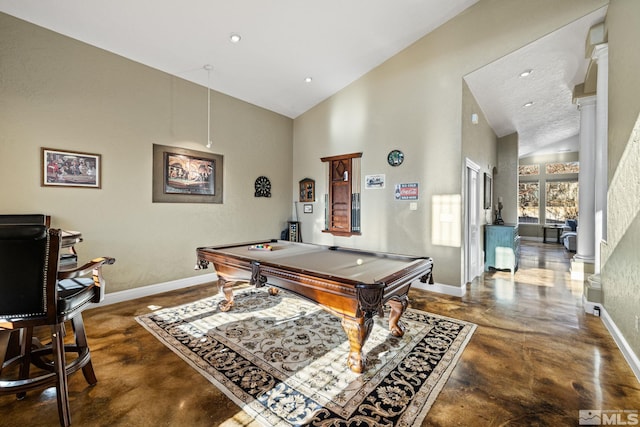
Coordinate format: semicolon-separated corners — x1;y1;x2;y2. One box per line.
484;224;520;274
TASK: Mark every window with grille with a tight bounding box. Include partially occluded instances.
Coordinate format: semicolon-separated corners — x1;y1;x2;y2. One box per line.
545;180;579;224
518;182;540;224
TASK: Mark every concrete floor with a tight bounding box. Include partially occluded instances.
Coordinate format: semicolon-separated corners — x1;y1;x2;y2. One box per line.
1;240;639;426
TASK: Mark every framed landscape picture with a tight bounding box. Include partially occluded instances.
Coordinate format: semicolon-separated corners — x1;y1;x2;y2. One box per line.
42;148;101;188
152;144;224;203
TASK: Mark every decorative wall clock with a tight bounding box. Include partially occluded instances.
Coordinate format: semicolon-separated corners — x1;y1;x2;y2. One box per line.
254;176;271;197
387;150;404;167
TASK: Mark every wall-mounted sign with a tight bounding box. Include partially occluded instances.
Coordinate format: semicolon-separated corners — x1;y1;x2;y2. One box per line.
365;174;385;189
395;183;419;200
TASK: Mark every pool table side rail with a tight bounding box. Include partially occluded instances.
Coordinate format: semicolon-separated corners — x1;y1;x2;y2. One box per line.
196;241;434;290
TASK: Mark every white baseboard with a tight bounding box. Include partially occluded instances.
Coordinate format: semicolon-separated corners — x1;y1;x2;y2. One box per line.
100;273;218;306
412;281;466;297
582;297;601;317
585;297;640;383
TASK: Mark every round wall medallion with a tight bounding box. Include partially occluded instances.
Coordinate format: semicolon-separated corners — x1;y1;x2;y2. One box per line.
387;150;404;166
254;176;271;197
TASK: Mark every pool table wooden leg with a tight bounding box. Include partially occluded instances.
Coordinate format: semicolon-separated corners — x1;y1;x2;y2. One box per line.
388;295;408;337
341;316;374;374
217;276;234;312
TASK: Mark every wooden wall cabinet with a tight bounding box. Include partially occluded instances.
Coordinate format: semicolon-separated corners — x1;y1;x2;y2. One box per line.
320;152;362;237
484;224;520;274
299;178;315;202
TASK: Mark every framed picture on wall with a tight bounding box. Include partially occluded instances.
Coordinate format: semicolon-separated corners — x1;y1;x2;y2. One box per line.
152;144;224;203
484;173;492;209
42;147;101;188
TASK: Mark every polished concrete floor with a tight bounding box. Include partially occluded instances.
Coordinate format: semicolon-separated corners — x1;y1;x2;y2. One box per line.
1;240;639;426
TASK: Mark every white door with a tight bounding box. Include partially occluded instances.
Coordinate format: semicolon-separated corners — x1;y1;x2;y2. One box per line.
465;159;481;283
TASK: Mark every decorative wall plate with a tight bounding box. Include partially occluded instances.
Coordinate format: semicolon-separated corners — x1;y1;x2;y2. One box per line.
387;150;404;167
254;176;271;197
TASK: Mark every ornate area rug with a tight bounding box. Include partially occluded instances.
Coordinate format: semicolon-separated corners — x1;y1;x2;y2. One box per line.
136;288;476;426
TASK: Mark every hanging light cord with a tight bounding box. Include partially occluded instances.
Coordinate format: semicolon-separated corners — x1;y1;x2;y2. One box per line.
205;64;212;148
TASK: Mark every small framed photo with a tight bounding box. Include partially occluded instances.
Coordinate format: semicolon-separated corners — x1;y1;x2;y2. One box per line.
303;204;313;214
42;148;101;188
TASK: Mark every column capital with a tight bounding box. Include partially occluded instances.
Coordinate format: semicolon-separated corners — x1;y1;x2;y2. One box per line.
591;43;609;62
576;95;597;109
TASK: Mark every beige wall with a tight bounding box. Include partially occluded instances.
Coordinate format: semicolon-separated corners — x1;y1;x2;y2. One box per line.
461;80;498;224
0;13;293;293
293;0;608;287
461;81;498;270
606;0;640;179
495;133;519;225
601;0;640;364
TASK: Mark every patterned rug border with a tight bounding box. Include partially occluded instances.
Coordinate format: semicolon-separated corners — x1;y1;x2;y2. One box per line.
136;288;476;426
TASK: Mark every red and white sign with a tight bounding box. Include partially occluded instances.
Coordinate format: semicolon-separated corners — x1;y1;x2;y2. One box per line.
395;183;419;200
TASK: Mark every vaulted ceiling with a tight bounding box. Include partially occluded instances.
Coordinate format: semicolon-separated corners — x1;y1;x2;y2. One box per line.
464;7;607;158
0;1;607;157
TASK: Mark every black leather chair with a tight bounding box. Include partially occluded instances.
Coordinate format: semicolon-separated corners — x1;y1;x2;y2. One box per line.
0;225;115;426
0;215;52;371
0;215;52;365
0;214;51;227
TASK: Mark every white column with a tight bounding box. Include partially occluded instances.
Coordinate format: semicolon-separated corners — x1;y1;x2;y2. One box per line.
592;43;608;274
575;96;597;264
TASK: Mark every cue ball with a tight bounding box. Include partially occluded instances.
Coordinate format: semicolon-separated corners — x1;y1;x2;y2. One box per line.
356;258;363;265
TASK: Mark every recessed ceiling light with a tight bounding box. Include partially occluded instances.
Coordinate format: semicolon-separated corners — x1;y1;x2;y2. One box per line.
229;33;241;43
523;101;534;108
304;77;313;83
519;69;532;77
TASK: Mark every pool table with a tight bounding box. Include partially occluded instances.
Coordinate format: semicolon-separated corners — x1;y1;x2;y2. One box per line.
196;240;434;373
